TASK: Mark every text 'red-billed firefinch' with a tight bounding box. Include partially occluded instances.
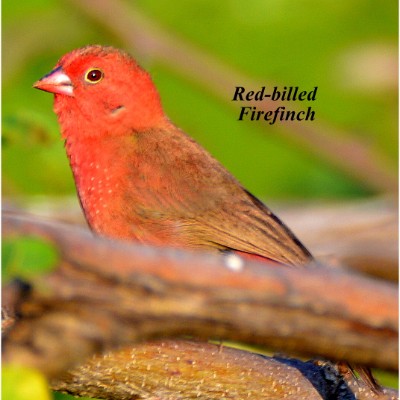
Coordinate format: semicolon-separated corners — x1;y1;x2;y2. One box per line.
33;45;312;266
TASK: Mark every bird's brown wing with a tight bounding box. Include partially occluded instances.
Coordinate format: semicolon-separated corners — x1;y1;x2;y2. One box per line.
190;185;313;266
136;127;313;267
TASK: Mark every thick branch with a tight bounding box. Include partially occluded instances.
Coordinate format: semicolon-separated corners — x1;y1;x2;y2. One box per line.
5;197;398;281
283;198;398;281
2;211;397;379
50;340;398;400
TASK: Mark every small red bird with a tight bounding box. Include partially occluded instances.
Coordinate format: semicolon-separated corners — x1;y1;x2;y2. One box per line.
33;45;312;266
34;45;382;393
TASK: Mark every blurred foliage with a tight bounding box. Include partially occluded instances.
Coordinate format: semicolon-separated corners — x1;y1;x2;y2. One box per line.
378;369;399;391
2;236;58;283
2;0;397;200
2;366;52;400
2;366;95;400
2;0;398;397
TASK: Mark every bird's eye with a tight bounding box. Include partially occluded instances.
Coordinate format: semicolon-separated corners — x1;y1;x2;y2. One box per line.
85;68;104;84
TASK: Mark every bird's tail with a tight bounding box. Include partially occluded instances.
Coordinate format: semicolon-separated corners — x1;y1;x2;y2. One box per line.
337;361;383;394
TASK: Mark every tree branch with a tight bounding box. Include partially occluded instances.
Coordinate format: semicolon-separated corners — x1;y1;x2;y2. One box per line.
50;340;398;400
5;196;398;281
282;197;398;281
3;211;397;379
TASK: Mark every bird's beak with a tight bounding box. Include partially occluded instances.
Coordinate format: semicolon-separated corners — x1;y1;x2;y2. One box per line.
33;66;74;97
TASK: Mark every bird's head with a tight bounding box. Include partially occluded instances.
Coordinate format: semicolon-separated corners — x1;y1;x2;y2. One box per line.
34;45;165;137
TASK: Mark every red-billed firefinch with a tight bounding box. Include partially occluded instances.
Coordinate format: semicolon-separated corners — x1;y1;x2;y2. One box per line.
34;45;312;266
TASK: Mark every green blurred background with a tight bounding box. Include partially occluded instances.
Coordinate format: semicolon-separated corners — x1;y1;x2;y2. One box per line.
3;0;397;201
2;0;398;398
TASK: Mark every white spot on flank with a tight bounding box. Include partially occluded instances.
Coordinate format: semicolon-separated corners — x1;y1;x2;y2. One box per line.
224;253;244;271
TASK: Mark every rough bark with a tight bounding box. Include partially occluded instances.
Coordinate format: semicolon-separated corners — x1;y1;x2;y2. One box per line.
3;211;397;379
51;340;398;400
